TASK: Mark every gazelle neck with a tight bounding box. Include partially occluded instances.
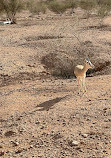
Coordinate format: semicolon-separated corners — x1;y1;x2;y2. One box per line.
83;63;89;73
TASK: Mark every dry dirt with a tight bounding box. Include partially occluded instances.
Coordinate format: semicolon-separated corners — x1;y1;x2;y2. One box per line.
0;10;111;158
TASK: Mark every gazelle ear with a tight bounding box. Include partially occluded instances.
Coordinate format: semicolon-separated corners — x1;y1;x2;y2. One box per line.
86;57;90;61
85;57;90;63
85;58;89;62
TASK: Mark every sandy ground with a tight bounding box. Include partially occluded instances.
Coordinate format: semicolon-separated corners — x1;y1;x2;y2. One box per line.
0;10;111;157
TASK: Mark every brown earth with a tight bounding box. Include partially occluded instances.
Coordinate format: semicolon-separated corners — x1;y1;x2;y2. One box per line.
0;10;111;158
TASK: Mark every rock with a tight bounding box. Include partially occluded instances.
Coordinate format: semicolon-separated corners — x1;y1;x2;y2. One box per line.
15;148;24;154
82;134;88;138
40;126;45;129
30;145;33;148
35;121;40;124
69;140;79;146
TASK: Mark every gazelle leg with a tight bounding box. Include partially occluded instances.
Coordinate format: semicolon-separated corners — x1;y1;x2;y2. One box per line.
77;78;84;95
77;78;81;94
77;78;80;94
79;78;83;94
83;77;86;93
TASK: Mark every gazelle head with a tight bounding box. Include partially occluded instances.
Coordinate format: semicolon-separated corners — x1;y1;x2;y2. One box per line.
85;57;94;69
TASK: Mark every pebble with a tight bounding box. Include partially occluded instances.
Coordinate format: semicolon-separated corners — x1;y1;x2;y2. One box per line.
69;140;79;146
15;148;23;154
30;145;33;148
82;134;88;138
11;141;19;146
35;121;40;124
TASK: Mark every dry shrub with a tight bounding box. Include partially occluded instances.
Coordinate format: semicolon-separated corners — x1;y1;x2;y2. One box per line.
41;53;75;78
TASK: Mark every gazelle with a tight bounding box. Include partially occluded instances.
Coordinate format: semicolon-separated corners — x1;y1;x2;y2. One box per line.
74;58;94;94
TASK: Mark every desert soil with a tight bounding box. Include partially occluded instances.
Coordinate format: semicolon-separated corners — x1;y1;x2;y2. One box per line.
0;10;111;158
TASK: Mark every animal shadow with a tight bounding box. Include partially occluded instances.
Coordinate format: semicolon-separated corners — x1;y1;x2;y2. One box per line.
36;96;66;111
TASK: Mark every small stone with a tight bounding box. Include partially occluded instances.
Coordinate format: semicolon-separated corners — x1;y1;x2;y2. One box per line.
69;140;79;146
40;126;45;129
72;141;79;146
15;148;23;154
35;121;40;124
30;145;33;148
103;108;107;111
82;134;88;138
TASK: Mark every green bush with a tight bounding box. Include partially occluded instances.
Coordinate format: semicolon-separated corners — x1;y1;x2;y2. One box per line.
0;0;24;23
65;0;78;9
27;0;47;15
97;0;111;18
64;0;78;14
79;0;97;10
97;0;111;7
97;6;110;18
48;0;67;15
79;0;97;18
